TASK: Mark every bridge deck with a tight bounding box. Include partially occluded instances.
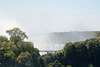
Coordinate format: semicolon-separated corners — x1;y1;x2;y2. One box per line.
40;50;58;52
40;50;60;53
39;50;60;54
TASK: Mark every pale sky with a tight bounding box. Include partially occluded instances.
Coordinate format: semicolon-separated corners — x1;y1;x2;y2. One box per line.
0;0;100;36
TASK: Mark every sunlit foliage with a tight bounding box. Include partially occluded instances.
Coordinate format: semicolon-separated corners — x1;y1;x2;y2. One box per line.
0;28;40;67
6;27;28;44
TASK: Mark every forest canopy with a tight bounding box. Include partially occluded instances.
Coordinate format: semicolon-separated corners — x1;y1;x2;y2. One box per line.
0;28;40;67
0;28;100;67
6;27;28;44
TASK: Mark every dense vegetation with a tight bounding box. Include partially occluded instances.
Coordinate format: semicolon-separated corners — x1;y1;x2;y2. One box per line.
39;32;100;67
0;28;40;67
0;28;100;67
40;38;100;67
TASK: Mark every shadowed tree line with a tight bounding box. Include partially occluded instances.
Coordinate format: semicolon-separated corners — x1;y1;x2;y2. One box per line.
0;28;100;67
39;32;100;67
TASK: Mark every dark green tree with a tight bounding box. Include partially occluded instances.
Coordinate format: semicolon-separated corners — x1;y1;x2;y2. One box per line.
47;60;65;67
6;27;28;44
17;51;33;67
38;57;45;67
0;36;8;44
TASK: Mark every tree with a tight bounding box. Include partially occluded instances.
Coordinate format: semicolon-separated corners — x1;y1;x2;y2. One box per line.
38;57;45;67
47;60;65;67
0;36;8;44
6;27;28;44
17;51;33;67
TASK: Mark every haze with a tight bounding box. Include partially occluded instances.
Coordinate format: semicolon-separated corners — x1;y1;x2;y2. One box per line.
0;0;100;38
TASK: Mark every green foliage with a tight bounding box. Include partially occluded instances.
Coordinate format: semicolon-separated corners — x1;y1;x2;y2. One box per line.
66;65;72;67
17;51;32;66
38;57;45;67
0;36;8;45
0;28;40;67
0;36;8;42
41;38;100;67
0;40;40;67
47;60;65;67
6;27;28;44
4;50;15;61
1;28;100;67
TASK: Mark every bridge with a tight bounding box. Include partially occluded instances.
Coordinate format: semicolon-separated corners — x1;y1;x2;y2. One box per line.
39;50;59;54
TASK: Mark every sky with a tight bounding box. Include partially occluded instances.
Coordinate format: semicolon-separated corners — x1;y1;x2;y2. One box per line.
0;0;100;37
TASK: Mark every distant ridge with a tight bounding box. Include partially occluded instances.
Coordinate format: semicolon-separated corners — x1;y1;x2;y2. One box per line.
49;31;99;44
52;31;100;34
